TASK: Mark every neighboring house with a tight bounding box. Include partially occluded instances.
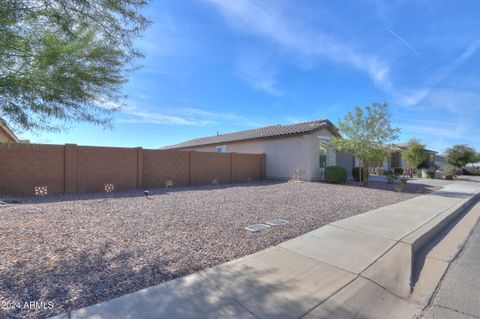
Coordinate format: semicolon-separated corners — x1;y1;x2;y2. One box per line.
435;154;447;168
0;120;20;143
163;119;355;181
388;143;437;170
353;143;437;172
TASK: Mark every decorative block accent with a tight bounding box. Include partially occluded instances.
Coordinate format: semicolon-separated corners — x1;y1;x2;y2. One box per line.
104;183;115;192
34;186;48;196
245;224;270;232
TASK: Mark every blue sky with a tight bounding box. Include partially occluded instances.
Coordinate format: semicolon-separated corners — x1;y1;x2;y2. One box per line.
24;0;480;152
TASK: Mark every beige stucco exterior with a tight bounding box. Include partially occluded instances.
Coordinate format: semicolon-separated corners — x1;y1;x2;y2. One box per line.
0;132;11;143
0;122;19;143
182;129;339;181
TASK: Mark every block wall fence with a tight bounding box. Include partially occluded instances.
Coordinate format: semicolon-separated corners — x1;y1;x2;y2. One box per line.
0;144;266;196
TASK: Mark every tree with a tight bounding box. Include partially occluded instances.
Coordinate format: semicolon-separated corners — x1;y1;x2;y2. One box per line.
330;102;400;186
401;138;426;177
445;144;476;168
0;0;150;132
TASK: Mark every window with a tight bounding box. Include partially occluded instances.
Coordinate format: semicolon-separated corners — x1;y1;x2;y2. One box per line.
319;143;327;168
216;145;227;153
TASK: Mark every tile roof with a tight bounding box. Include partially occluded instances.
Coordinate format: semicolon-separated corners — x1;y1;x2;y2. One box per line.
163;119;338;149
394;143;437;153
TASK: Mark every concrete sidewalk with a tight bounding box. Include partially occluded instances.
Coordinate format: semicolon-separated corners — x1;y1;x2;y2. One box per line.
53;181;480;319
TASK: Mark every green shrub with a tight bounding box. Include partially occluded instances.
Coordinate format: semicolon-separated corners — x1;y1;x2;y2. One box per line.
375;167;384;176
352;167;369;181
427;171;435;179
394;167;404;176
325;166;347;183
441;164;456;180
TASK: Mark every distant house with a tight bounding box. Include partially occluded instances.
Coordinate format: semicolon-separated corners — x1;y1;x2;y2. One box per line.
366;143;438;172
435;154;447;167
0;121;20;143
164;119;354;181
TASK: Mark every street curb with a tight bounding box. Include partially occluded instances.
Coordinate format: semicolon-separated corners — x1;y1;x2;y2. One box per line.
402;192;480;291
403;193;480;254
356;189;480;302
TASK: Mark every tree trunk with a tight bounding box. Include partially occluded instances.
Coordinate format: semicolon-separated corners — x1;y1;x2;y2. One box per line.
359;160;369;187
363;161;369;187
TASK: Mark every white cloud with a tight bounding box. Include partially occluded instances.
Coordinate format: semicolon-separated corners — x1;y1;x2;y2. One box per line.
402;122;466;140
119;105;262;127
176;107;264;127
235;49;282;96
398;97;480;150
396;89;430;106
396;38;480;107
120;109;212;126
203;0;391;89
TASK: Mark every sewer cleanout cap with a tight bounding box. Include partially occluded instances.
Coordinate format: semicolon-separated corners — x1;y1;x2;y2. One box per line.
245;219;289;232
266;219;289;226
245;224;270;232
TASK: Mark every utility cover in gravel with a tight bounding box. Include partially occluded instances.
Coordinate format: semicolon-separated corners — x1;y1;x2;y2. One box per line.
245;223;271;232
266;219;289;226
0;180;438;319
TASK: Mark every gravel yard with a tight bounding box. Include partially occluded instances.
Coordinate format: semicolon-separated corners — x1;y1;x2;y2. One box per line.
0;180;438;318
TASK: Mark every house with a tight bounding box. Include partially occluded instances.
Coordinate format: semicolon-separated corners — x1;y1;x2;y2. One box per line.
163;119;355;181
386;143;437;170
0;120;20;143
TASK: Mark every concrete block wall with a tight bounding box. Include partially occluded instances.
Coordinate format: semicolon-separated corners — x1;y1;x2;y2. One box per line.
0;144;65;196
0;144;265;196
232;153;264;182
191;151;231;185
143;150;190;188
76;146;138;193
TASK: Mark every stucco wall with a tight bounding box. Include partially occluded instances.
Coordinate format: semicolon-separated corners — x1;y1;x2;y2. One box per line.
184;129;338;181
306;130;337;180
337;151;354;178
0;127;15;143
0;134;10;143
187;135;312;180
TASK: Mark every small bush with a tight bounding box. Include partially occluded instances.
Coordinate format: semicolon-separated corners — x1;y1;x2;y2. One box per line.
375;167;384;176
441;164;456;180
394;167;404;176
325;166;347;183
427;171;435;179
352;167;369;181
